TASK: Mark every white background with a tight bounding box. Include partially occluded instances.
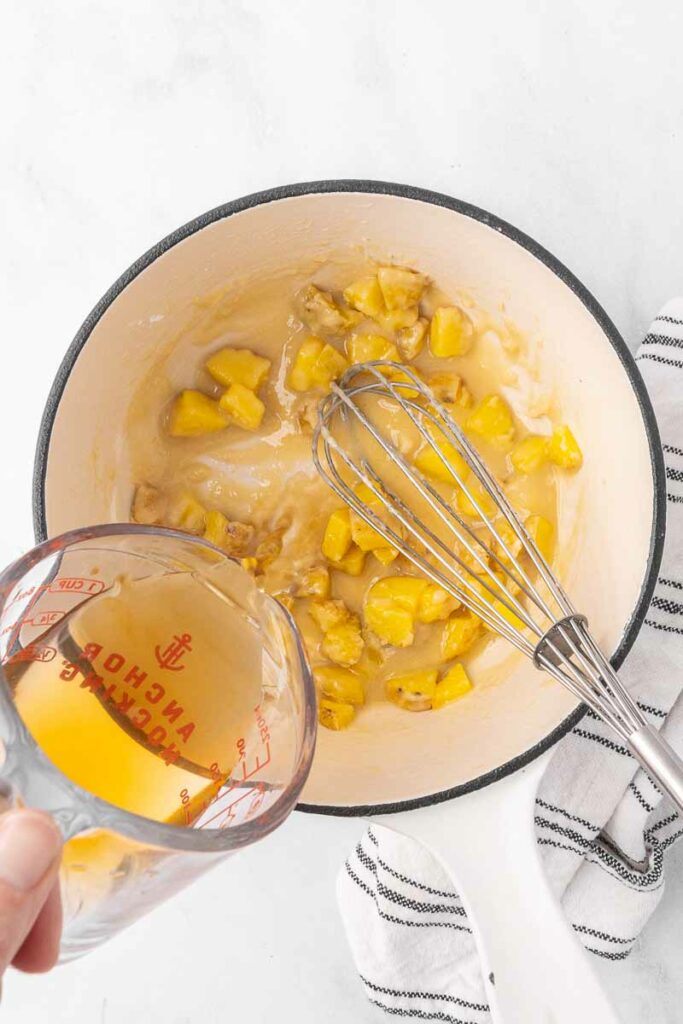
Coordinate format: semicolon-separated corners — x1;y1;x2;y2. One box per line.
1;0;683;1020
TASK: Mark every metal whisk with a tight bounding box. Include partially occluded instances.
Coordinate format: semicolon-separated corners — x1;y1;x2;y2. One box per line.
313;360;683;815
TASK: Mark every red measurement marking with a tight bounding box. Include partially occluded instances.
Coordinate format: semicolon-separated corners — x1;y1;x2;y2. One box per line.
200;785;252;829
245;783;266;820
10;645;56;664
5;583;51;611
48;577;105;595
241;742;271;781
25;610;65;628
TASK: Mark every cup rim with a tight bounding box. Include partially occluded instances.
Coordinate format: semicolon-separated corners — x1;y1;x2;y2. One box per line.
31;179;667;815
0;522;317;852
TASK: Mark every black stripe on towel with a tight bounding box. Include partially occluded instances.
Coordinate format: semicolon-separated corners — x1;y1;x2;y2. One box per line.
573;923;638;946
361;977;488;1014
377;854;462;902
628;781;655;813
662;827;683;851
663;445;683;458
355;844;466;916
535;797;599;832
660;576;683;590
648;812;678;835
369;999;479;1024
534;815;593;848
345;862;471;933
642;333;683;349
667;466;683;484
637;352;683;369
585;947;631;961
645;618;683;637
537;837;665;893
572;727;630;756
668;494;683;504
584;704;667;725
655;315;683;327
651;595;683;616
636;701;667;719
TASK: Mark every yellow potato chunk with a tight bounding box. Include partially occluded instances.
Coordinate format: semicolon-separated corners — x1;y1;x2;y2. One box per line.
309;599;350;632
386;669;438;711
427;371;463;403
299;284;348;334
455;479;497;519
343;275;385;318
364;576;429;647
255;526;287;570
131;483;166;525
442;608;482;659
396;318;429;360
205;348;271;391
289;337;324;391
322;618;364;667
313;343;350;387
241;556;259;573
315;666;365;706
375;306;420;333
296;566;331;599
368;576;428;613
222;520;256;556
510;435;549;474
377;266;427;310
348;483;389;551
416;583;456;624
346;333;401;365
203;509;230;548
466;395;515;448
318;699;355;731
365;603;415;647
350;517;387;552
432;664;473;709
219;383;265;431
455;384;474;409
168;390;229;437
525;514;554;562
491;519;523;566
430;306;474;357
487;597;527;632
329;544;366;576
167;493;207;535
548;425;583;470
322;508;353;562
289;337;348;392
415;439;469;485
373;546;400;566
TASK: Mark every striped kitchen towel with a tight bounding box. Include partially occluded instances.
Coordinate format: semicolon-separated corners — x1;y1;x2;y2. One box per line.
337;300;683;1022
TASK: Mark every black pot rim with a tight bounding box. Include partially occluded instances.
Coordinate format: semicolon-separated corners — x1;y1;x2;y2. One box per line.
32;178;667;818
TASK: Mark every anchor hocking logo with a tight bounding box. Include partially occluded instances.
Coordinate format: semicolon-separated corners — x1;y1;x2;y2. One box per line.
155;632;193;672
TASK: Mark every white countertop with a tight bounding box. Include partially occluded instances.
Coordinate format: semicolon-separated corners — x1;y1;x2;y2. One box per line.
1;1;683;1020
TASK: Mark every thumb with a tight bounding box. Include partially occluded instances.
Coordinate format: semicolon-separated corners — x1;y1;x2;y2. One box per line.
0;811;63;975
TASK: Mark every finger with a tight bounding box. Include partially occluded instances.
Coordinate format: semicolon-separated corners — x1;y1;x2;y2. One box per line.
0;811;63;974
12;876;63;973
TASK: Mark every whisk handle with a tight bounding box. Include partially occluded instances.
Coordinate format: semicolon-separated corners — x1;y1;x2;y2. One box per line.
629;724;683;816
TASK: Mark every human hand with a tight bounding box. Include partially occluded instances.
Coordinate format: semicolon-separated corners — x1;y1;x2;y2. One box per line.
0;810;63;977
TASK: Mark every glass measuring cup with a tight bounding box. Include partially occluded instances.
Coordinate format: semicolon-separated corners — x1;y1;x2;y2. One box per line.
0;524;316;960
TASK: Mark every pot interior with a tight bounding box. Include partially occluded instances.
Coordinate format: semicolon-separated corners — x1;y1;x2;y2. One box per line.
38;188;657;810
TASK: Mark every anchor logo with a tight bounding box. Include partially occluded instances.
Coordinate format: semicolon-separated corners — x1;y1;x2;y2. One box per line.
154;633;192;672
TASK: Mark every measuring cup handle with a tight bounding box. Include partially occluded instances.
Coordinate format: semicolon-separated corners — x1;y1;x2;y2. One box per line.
378;752;621;1024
